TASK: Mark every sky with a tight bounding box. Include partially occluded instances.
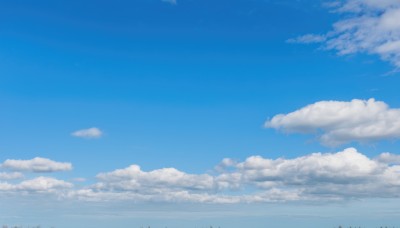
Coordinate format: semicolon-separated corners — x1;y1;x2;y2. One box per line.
1;0;400;227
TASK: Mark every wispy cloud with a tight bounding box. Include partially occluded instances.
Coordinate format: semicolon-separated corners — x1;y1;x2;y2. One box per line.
287;34;326;44
1;157;72;173
291;0;400;67
0;172;24;180
161;0;177;5
266;98;400;146
71;127;103;139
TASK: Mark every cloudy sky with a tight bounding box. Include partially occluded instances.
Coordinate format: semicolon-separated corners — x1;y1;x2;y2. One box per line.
1;0;400;227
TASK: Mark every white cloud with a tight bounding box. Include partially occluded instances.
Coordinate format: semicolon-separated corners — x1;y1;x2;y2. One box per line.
0;172;24;180
67;188;301;204
65;148;400;203
2;148;400;203
162;0;177;5
292;0;400;67
376;152;400;165
237;148;380;186
1;157;72;173
0;177;73;193
223;148;400;200
215;158;238;172
265;98;400;146
287;34;326;44
16;177;73;192
95;165;217;192
71;127;103;139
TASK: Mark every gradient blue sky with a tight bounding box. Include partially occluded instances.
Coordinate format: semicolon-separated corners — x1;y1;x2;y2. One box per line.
1;0;400;227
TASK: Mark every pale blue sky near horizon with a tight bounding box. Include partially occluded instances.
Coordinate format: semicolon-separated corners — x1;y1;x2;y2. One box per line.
1;0;400;227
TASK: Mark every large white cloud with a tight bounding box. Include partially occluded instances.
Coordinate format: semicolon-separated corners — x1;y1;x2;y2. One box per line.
65;148;400;203
2;148;400;203
234;148;396;197
291;0;400;67
1;157;72;173
220;148;400;200
265;98;400;146
237;148;380;184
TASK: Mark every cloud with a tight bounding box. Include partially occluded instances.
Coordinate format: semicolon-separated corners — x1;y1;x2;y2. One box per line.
292;0;400;67
2;148;400;203
265;98;400;146
71;127;103;139
376;152;400;165
287;34;326;44
72;177;87;182
0;177;73;193
95;165;216;192
162;0;177;5
16;177;73;192
0;172;24;180
224;147;400;200
1;157;72;173
236;148;381;187
65;148;400;203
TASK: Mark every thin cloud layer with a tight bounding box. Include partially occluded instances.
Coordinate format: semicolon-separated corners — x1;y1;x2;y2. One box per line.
291;0;400;67
1;157;73;173
266;98;400;146
1;148;400;203
0;172;24;180
71;127;103;139
162;0;177;5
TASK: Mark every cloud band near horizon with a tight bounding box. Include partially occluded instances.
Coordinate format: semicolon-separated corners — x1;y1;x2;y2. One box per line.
1;147;400;204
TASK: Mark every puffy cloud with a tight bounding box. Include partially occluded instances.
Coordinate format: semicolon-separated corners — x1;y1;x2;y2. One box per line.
0;177;73;193
16;177;73;192
71;127;103;139
66;148;400;203
0;172;24;180
1;157;72;173
75;163;299;203
220;148;400;200
95;165;217;192
292;0;400;67
237;148;381;186
376;152;400;165
215;158;238;172
266;98;400;146
2;148;400;203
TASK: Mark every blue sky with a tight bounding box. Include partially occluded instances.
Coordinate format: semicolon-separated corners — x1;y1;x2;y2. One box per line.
1;0;400;227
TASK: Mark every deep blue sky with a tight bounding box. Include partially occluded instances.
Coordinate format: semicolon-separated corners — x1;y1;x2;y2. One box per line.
1;0;400;227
